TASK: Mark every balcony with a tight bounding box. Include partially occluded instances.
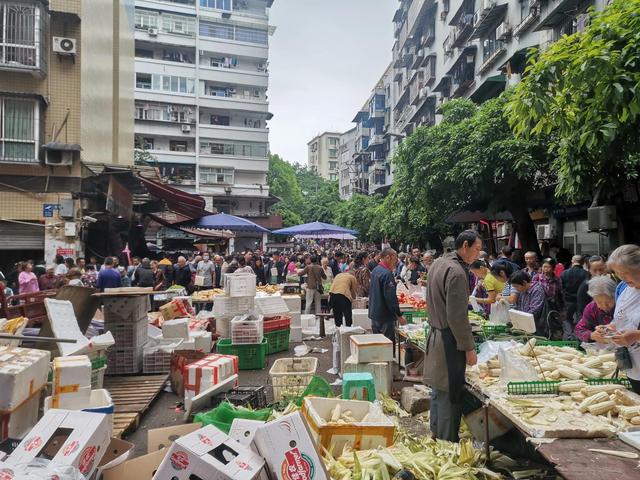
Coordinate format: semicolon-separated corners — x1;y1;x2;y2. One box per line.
470;1;508;41
449;49;476;97
199;66;268;88
514;6;540;37
200;91;268;113
198;123;268;143
148;150;197;164
479;40;507;74
451;13;475;48
535;0;584;31
0;2;47;76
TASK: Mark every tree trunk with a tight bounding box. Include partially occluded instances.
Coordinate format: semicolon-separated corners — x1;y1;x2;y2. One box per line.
509;201;541;256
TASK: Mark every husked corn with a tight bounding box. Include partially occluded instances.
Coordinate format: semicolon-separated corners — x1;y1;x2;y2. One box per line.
581;384;625;396
578;392;610;413
558;380;587;393
558;366;582;380
588;400;617;416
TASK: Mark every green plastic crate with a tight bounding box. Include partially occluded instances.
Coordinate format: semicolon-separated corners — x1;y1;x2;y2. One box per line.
404;309;428;324
537;340;582;350
217;338;267;370
91;356;107;370
264;329;290;355
586;378;632;389
507;380;560;395
481;324;511;338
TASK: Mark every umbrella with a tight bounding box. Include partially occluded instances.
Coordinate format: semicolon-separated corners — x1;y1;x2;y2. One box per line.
295;233;357;240
176;212;270;233
272;221;357;237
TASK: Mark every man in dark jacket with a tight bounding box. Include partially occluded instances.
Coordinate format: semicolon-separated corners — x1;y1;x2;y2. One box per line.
493;245;520;276
561;255;590;337
266;251;286;284
329;252;343;278
174;256;192;290
132;259;155;288
368;248;405;342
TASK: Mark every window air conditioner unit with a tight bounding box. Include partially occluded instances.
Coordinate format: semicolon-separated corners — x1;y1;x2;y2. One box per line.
224;186;233;193
536;224;551;240
52;37;77;55
496;223;511;238
148;27;158;36
181;124;191;133
45;149;74;166
588;205;617;231
228;87;236;93
496;22;512;40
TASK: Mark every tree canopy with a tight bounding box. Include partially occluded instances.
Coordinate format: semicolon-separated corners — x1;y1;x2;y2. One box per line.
334;194;385;243
507;0;640;203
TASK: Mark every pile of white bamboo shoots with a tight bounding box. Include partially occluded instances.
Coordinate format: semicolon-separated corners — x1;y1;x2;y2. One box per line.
558;380;640;424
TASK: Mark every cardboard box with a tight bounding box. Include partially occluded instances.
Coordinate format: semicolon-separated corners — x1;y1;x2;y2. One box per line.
343;356;391;397
170;351;207;398
185;354;238;399
0;346;50;411
159;300;189;322
0;391;41;442
254;412;329;480
152;425;264;480
162;319;190;340
51;355;92;409
350;334;393;363
224;273;257;298
228;419;264;453
102;448;167;480
301;397;395;454
147;423;202;453
3;409;111;479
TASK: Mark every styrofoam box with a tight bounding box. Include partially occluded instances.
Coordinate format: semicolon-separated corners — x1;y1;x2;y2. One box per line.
162;318;190;340
213;294;255;319
350;334;393;363
352;309;372;331
224;273;258;298
254;296;289;316
343;355;391;397
301;397;395;454
0;346;50;411
216;316;231;339
281;295;301;313
338;327;367;374
289;312;301;328
290;326;302;343
300;314;316;328
0;391;41;441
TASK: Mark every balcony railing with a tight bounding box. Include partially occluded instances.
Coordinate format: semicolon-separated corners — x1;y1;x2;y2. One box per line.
513;6;540;37
451;60;475;97
452;13;475;48
0;3;47;76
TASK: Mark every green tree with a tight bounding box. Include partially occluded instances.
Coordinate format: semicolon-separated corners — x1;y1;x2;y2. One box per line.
267;154;302;205
134;136;157;166
507;0;640;205
334;194;385;243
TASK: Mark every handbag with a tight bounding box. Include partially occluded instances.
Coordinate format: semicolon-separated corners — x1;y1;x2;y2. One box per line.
615;347;634;370
317;283;324;295
194;275;205;287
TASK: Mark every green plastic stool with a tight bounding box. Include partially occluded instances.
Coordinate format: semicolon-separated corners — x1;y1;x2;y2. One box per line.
342;372;376;402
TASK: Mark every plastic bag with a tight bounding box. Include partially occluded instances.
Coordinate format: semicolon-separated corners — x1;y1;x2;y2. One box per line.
9;459;85;479
295;376;334;406
498;347;539;384
490;300;510;325
194;401;272;433
477;340;521;364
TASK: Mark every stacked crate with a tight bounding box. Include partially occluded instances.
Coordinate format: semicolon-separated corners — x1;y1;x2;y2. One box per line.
213;273;257;339
282;295;302;343
102;295;150;375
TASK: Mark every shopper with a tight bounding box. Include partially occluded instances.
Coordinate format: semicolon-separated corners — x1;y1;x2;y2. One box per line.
510;271;546;329
351;252;371;298
266;251;286;284
472;263;509;310
39;266;61;291
132;259;154;288
425;230;480;442
96;257;121;291
299;256;326;315
576;255;607;318
81;265;98;288
604;245;640;394
523;251;539;276
252;257;267;285
196;254;214;288
18;262;39;295
368;248;404;342
329;272;358;327
174;256;193;290
561;255;590;328
576;276;616;343
54;255;68;276
401;256;424;285
150;260;165;291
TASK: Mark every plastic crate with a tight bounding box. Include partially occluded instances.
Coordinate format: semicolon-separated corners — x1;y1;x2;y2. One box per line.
105;319;147;348
91;366;106;389
217;338;267;370
481;324;511;338
231;316;264;345
537;340;582;350
269;357;318;402
102;296;149;323
264;329;290;355
143;339;183;374
210;386;267;410
507;381;560;396
586;378;633;389
263;316;291;333
404;309;428;324
106;347;142;375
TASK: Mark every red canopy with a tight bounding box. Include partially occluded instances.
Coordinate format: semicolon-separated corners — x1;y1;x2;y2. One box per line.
137;175;207;219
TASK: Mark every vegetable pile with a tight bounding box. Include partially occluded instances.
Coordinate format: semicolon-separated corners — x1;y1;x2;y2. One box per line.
397;293;426;309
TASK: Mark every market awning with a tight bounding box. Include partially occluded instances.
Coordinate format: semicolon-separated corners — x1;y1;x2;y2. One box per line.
147;213;234;240
445;210;513;224
470;74;506;103
137;174;207;218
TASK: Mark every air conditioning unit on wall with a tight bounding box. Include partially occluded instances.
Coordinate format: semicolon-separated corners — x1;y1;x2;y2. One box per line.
588;205;617;231
536;224;552;240
52;37;76;55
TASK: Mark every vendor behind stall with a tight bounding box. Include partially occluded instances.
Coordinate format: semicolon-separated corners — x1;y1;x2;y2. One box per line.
425;230;480;442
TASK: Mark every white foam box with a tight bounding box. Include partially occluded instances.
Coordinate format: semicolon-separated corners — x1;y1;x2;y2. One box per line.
190;331;213;352
343;355;391;397
281;295;301;314
52;355;92;409
0;391;41;442
254;412;329;480
184;354;238;399
350;334;393;363
289;312;301;329
301;397;395;454
352;309;372;330
254;296;289;316
300;314;316;328
214;294;255;319
3;409;111;479
224;273;258;298
290;326;302;343
0;346;50;411
152;424;264;480
162;318;190;340
338;326;367;374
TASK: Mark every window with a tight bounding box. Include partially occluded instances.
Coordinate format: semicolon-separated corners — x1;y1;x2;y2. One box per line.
200;167;234;184
135;48;154;59
235;26;268;45
210;56;237;68
206;85;229;97
0;97;38;163
0;3;43;70
136;73;152;89
200;0;231;11
142;138;154;150
199;21;267;45
328;149;338;158
146;74;194;94
170;140;188;152
161;14;195;36
210;115;230;126
200;139;268;157
329;137;339;146
329;161;338;171
200;21;234;40
483;30;504;62
374;169;386;185
330;174;337;181
160;164;196;184
134;9;158;30
135;102;194;123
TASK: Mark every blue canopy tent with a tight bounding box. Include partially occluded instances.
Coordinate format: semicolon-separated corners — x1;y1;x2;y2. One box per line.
272;221;357;237
175;212;271;233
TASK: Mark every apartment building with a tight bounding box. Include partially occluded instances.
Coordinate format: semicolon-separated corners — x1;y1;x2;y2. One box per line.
133;0;275;225
391;0;601;136
307;132;341;180
0;0;134;265
339;64;396;200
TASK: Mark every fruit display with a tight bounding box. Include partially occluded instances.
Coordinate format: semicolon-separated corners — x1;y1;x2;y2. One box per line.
191;289;224;301
256;284;280;294
397;293;426;309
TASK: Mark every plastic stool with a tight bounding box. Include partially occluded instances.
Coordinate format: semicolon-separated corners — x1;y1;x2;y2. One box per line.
342;372;376;401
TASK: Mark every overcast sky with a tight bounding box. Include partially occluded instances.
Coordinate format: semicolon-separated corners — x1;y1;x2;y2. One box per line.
268;0;397;166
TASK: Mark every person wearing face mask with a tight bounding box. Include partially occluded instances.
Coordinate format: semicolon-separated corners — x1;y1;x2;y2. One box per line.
196;253;214;289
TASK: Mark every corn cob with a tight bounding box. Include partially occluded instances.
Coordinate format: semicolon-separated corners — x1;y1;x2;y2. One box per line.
578;392;610;413
582;357;603;369
558;380;587;393
617;405;640;420
488;359;501;369
581;384;624;396
489;368;501;377
570;392;586;402
548;369;561;380
630;416;640;425
573;364;603;378
588;400;617;415
558;365;582;380
614;389;638;406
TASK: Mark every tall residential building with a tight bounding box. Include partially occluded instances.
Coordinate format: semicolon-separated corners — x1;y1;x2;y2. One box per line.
0;0;134;264
133;0;275;225
338;127;356;199
391;0;601;136
307;132;341;180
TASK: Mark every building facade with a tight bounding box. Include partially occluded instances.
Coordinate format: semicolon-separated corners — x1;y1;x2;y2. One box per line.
133;0;275;222
338;127;356;199
307;131;341;180
0;0;135;267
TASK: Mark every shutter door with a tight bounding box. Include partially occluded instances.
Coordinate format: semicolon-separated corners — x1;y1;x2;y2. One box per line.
0;222;44;250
